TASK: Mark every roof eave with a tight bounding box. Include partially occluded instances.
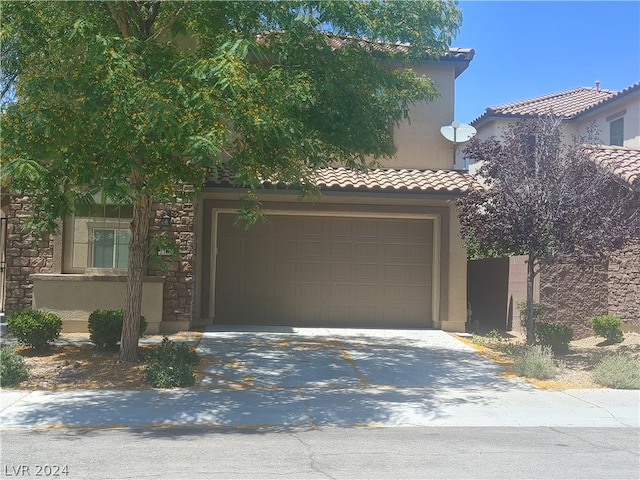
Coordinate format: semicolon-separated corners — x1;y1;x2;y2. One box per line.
203;183;475;197
433;48;475;78
471;111;541;128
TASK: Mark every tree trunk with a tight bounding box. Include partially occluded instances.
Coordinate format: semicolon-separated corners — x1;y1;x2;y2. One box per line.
526;253;536;345
119;192;151;363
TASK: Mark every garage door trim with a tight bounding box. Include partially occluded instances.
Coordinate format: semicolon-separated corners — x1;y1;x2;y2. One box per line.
209;209;441;327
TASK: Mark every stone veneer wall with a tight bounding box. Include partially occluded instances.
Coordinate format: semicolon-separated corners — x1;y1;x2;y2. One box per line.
607;239;640;327
539;261;609;339
4;196;55;315
5;195;197;332
149;197;197;329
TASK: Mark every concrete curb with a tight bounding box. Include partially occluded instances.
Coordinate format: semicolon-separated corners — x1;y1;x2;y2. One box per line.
1;387;638;430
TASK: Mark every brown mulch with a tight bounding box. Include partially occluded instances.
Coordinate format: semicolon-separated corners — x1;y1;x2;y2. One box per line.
2;332;203;390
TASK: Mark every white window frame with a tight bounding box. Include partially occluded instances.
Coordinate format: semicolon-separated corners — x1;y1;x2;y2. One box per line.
64;213;132;274
88;223;131;270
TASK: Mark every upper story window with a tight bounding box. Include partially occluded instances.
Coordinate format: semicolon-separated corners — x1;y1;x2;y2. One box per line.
64;204;132;273
609;117;624;146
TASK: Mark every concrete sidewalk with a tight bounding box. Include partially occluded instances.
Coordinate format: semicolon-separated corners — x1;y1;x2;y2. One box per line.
1;328;638;430
1;387;638;429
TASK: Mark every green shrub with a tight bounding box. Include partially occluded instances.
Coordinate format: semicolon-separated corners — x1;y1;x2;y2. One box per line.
7;309;62;349
535;322;573;354
88;309;148;349
0;346;29;386
513;345;557;380
144;338;200;388
486;329;503;341
518;301;548;328
592;353;640;389
589;315;624;344
470;334;486;347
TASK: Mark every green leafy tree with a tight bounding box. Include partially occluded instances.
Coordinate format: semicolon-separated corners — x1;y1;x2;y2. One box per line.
1;1;461;362
458;117;639;343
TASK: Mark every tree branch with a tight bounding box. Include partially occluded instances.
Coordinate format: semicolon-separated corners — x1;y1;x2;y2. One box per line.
129;1;144;36
145;2;161;36
1;72;18;102
118;1;132;38
106;1;130;38
147;0;192;42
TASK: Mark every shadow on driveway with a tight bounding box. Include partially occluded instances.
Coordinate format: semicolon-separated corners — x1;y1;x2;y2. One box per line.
196;327;519;390
1;328;536;430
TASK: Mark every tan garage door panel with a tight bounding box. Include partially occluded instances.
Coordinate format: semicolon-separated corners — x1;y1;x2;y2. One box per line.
214;214;433;327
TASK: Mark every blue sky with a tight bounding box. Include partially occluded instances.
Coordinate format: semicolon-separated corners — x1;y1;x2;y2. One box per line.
452;1;640;124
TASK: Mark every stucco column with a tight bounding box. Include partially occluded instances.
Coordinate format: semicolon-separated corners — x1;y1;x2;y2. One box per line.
441;205;467;332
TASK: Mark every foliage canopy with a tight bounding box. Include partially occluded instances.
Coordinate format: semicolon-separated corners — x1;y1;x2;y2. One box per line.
458;117;638;342
1;1;462;361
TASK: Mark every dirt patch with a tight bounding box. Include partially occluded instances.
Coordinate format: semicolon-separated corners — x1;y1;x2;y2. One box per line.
2;332;203;390
458;332;640;389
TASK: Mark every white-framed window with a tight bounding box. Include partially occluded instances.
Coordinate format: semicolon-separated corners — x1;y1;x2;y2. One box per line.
91;227;131;269
64;205;132;273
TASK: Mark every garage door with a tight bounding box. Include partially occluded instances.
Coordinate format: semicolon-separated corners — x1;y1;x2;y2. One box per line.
214;213;433;327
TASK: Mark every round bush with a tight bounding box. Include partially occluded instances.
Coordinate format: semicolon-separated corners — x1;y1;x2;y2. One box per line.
534;322;573;354
589;315;624;344
144;338;199;388
88;309;148;349
7;309;62;349
0;346;29;386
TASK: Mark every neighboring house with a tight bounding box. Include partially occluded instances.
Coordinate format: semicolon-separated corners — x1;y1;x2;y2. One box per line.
471;82;640;148
468;82;640;336
562;144;639;323
3;45;478;335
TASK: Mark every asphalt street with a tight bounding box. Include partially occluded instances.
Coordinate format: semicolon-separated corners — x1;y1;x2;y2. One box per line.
1;328;638;479
1;426;638;479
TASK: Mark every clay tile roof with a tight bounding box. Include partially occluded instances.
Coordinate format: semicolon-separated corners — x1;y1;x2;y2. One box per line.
256;32;474;76
481;87;617;119
583;144;640;191
325;35;474;60
208;166;481;195
472;82;640;126
311;167;480;193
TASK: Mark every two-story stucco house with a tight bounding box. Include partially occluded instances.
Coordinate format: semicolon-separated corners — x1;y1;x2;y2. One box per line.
471;81;640;148
1;45;478;335
469;82;640;335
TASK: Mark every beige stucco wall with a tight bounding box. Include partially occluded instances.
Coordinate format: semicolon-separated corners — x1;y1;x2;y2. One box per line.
30;275;165;334
575;91;640;147
441;204;467;332
386;64;457;170
471;119;508;143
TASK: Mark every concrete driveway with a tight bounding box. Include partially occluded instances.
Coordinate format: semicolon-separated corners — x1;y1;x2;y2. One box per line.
1;327;638;429
196;326;516;390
